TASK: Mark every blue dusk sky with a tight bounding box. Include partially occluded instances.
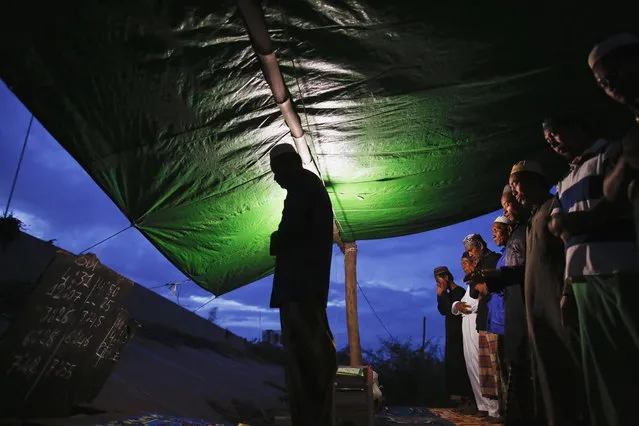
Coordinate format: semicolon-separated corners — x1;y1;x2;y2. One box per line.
0;80;504;351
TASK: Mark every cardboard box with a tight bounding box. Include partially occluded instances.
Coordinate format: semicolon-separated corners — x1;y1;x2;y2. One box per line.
334;366;374;426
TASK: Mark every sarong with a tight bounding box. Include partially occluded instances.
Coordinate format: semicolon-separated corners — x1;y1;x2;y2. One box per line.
478;331;500;400
573;274;639;426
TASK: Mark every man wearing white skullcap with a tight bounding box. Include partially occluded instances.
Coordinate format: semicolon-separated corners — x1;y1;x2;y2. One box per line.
483;161;581;425
481;215;512;421
268;143;337;426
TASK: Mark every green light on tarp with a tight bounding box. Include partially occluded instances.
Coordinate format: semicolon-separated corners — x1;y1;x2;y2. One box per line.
3;0;621;295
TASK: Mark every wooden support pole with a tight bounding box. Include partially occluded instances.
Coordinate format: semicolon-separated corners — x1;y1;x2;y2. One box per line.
421;316;427;351
344;242;362;366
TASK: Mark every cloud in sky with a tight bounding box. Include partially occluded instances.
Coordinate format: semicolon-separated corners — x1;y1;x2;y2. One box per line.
187;295;274;314
0;81;504;350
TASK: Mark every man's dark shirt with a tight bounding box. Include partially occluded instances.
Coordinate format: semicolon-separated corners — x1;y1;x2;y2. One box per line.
473;250;501;331
505;224;526;267
270;168;333;309
503;224;526;362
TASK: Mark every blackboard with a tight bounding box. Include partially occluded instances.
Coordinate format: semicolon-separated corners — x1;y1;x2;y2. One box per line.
0;251;135;418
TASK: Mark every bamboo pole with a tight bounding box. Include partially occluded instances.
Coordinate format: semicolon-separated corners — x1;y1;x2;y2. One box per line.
344;242;362;366
237;0;355;359
236;0;346;248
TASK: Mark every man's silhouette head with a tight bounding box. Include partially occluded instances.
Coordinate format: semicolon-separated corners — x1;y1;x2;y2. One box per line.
270;144;303;189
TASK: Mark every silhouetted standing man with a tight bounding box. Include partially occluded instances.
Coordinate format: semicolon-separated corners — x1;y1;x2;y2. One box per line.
269;143;337;426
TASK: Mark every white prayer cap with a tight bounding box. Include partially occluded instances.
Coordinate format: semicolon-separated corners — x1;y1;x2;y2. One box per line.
588;33;639;69
269;143;297;160
502;184;513;194
510;160;546;179
494;215;512;225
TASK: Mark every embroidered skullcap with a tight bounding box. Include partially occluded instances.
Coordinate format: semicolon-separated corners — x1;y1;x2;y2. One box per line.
494;215;512;225
503;184;512;194
510;160;546;179
463;233;486;248
433;266;450;276
588;33;639;69
269;143;297;160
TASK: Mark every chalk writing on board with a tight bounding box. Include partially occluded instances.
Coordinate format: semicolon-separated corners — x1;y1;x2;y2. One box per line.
95;311;130;365
22;328;62;349
78;310;105;329
63;329;93;349
107;283;120;298
39;306;76;325
46;267;95;301
6;353;43;378
0;251;135;418
44;358;76;380
99;297;114;312
74;253;99;272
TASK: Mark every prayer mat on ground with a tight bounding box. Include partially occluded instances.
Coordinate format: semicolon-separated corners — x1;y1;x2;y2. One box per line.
94;412;240;426
430;408;504;426
376;407;455;425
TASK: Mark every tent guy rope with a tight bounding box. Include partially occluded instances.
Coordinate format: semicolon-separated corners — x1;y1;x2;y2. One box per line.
192;295;217;313
79;224;133;254
3;114;33;217
357;281;395;342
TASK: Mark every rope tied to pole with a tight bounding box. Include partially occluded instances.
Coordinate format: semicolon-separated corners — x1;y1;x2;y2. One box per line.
344;244;358;254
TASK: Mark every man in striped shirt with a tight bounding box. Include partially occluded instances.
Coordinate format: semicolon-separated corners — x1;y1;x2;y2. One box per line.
546;112;639;426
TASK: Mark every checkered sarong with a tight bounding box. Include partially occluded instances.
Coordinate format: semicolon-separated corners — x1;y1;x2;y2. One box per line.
478;331;501;400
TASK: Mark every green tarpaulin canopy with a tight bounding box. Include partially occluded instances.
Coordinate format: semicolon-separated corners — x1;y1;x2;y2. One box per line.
0;0;635;295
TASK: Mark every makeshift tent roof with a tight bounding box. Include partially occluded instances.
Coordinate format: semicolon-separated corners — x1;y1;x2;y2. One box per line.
0;0;635;295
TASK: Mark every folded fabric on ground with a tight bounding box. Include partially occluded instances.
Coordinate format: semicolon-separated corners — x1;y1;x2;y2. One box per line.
376;407;455;425
95;412;235;426
430;408;504;425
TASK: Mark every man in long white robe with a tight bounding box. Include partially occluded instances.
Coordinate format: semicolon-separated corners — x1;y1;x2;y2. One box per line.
452;285;500;418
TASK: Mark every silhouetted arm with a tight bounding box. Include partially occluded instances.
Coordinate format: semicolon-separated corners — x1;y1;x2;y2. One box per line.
483;265;525;292
604;157;633;203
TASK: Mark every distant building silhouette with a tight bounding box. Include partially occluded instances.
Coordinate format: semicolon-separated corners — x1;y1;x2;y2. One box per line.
207;307;218;324
262;329;281;346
